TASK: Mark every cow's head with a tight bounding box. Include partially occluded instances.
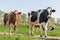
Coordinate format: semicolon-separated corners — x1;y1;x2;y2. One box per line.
47;7;56;18
14;10;21;15
11;10;21;20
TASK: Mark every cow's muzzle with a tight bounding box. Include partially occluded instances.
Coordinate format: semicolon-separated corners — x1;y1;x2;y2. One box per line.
47;15;51;18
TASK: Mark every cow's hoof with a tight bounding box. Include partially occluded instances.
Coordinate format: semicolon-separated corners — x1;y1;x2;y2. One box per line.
28;34;30;36
4;33;6;35
31;33;34;36
14;32;17;35
28;34;32;36
28;33;34;36
40;35;43;37
44;35;47;37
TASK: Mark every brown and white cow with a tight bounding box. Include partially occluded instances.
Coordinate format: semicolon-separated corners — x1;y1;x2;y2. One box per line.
28;7;56;37
3;10;21;35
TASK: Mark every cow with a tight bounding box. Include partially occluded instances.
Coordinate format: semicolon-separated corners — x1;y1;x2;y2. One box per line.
3;10;21;35
28;7;56;37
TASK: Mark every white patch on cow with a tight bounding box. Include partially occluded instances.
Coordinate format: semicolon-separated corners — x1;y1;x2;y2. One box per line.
39;24;43;35
28;13;32;23
39;22;48;36
41;22;45;29
47;8;52;18
32;25;34;35
29;25;31;34
4;25;7;34
45;22;48;36
39;22;45;35
37;10;43;23
47;8;51;14
9;23;13;35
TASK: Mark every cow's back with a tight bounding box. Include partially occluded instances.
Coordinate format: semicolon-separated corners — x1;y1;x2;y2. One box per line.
9;13;16;25
4;13;10;25
39;10;48;23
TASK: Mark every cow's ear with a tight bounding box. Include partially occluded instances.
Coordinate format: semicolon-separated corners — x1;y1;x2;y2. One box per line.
28;13;30;16
14;10;19;14
52;10;56;12
19;12;21;14
38;10;41;12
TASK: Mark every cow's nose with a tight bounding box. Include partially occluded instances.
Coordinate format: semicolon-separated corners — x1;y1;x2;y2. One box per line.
19;12;21;14
47;15;51;18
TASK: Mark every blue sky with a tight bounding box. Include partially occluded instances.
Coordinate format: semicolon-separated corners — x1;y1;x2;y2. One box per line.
0;0;60;20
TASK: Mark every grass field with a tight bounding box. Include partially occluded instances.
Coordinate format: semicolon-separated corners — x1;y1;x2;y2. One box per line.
0;23;60;40
0;35;41;40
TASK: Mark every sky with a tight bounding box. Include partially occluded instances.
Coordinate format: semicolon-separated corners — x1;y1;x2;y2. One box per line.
0;0;60;20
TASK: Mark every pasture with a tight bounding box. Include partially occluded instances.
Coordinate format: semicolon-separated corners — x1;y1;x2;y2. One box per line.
0;22;60;40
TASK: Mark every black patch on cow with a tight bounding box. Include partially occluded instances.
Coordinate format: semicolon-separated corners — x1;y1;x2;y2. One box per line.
30;9;55;23
31;11;38;22
30;9;49;22
48;27;54;31
39;9;49;23
28;12;30;16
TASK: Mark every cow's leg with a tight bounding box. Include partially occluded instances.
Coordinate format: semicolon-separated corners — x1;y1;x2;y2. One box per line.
44;22;48;37
29;25;32;36
31;25;34;36
4;21;7;35
14;25;16;34
39;24;43;37
9;24;11;35
4;25;6;34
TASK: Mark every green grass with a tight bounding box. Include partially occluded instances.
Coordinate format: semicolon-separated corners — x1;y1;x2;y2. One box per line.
48;27;60;36
0;35;42;40
0;23;60;40
0;23;60;36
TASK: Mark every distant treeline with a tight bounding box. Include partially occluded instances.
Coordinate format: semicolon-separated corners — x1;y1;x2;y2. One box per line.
0;10;60;26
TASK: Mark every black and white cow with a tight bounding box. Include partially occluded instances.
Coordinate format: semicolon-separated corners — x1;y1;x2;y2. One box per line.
28;7;56;37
